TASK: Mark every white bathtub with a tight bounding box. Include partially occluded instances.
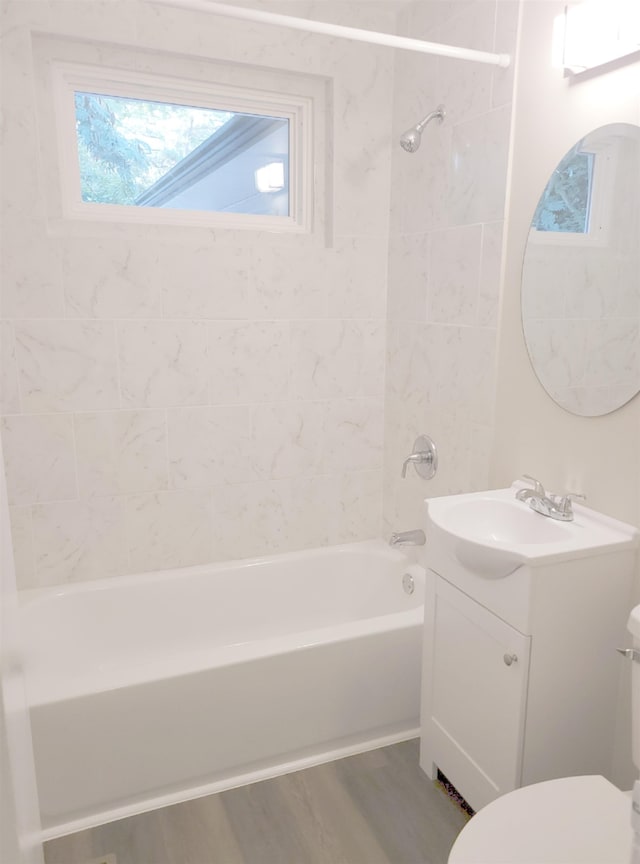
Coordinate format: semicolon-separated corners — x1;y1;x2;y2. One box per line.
19;539;425;838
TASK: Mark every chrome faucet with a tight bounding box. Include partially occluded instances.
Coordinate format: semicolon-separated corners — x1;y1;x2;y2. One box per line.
515;474;546;502
401;452;429;478
389;529;426;546
400;435;438;479
515;475;586;522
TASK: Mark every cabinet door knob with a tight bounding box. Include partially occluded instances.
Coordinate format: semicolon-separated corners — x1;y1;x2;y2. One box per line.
503;653;518;666
616;648;640;663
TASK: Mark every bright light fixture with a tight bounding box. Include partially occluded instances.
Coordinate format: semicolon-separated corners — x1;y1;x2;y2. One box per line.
561;1;640;74
255;161;285;193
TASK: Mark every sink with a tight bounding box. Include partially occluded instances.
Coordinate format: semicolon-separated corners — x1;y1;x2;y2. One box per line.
426;484;638;579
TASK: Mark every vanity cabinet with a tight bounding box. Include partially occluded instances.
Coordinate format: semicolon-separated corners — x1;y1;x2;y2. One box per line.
420;512;637;813
428;578;531;808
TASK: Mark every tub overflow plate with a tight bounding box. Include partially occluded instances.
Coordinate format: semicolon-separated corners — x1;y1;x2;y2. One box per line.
402;572;415;595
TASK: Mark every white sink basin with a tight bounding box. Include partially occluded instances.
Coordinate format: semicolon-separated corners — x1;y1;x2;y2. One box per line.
426;484;638;579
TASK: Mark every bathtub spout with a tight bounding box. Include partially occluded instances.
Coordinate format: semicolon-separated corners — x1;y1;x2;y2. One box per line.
389;529;426;547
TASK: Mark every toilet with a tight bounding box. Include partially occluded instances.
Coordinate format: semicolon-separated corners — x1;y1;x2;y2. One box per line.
448;604;640;864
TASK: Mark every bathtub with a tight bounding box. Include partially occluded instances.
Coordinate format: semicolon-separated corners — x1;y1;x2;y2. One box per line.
19;539;425;839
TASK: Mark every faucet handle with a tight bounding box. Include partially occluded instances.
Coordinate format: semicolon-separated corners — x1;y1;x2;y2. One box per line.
401;435;438;480
521;474;545;495
555;491;586;516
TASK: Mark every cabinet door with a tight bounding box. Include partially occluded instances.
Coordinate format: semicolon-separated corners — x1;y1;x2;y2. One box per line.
426;577;531;812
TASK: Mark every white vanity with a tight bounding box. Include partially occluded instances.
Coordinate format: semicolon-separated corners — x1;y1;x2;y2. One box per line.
419;483;638;813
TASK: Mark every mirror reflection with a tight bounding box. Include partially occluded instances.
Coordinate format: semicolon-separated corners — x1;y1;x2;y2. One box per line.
521;123;640;416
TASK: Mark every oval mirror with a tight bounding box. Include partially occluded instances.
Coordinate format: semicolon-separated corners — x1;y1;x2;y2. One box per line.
521;122;640;417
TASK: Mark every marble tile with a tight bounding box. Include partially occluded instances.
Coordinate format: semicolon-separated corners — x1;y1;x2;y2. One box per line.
461;327;498;426
491;0;519;109
392;49;440;141
8;505;35;590
208;321;289;404
62;237;163;319
125;490;212;572
427;224;482;325
210;480;290;561
332;102;393;239
408;0;476;34
14;320;119;413
386;321;438;407
359;320;387;399
417;407;475;497
478;221;504;327
328;469;383;544
1;226;65;318
467;422;494;492
162;242;250;319
1;413;77;505
387;233;429;322
118;320;209;409
521;244;569;319
437;2;495;126
249;243;328;320
75;410;168;497
168;405;255;488
430;324;468;410
324;398;384;473
563;247;626;320
33;497;128;585
523;318;590;390
290;320;379;400
0;92;42;224
327;238;388;320
552;383;639;418
449;105;511;226
250;401;326;480
288;476;332;550
46;0;137;42
0;0;524;589
584;319;639;388
0;321;20;414
605;252;639;318
399;122;452;235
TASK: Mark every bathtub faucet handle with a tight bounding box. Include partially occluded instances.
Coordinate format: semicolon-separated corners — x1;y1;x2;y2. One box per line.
401;435;438;480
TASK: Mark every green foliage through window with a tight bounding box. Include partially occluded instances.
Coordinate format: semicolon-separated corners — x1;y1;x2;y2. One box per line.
74;92;232;204
532;143;594;234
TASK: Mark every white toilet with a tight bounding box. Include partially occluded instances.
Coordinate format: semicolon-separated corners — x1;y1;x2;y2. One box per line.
448;604;640;864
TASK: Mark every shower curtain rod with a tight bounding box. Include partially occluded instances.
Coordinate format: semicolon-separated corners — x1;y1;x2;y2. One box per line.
152;0;511;68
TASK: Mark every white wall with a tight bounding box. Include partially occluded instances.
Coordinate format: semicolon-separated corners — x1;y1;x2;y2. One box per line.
0;438;43;864
492;0;640;788
0;0;397;588
384;0;519;537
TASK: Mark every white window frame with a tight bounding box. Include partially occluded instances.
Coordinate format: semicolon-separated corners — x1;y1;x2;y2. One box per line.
52;62;313;233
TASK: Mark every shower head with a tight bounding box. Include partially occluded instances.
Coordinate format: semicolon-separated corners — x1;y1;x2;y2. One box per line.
400;104;446;153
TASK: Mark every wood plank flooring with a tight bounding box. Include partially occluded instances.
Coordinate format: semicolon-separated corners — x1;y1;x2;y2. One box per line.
44;740;470;864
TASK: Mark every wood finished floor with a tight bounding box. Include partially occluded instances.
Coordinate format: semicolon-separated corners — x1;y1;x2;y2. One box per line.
44;740;470;864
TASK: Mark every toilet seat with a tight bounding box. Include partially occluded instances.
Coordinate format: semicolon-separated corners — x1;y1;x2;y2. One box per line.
448;775;632;864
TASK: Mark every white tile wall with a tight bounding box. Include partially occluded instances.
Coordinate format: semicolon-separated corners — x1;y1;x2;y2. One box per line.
1;0;518;587
14;320;120;413
383;0;517;536
0;0;396;587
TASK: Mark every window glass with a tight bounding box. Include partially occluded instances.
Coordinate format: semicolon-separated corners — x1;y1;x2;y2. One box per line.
74;92;290;217
532;144;594;234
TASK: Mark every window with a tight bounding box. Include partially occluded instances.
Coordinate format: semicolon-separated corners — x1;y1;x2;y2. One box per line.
52;63;312;232
529;134;616;248
532;143;594;234
74;92;290;217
